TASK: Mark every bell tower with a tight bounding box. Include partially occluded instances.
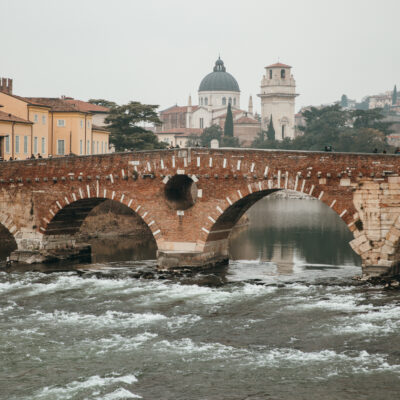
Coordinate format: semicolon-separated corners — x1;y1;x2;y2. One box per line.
258;63;298;140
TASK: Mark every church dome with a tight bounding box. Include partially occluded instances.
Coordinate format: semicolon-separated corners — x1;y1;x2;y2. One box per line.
199;57;240;92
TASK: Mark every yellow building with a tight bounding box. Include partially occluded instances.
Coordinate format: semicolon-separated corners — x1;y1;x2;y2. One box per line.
0;78;110;160
0;109;32;159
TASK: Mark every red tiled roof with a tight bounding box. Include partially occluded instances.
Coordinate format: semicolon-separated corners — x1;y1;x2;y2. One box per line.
65;99;109;113
235;116;259;124
213;110;242;120
266;62;291;68
23;97;88;112
92;124;110;132
160;105;199;114
0;92;51;108
0;110;32;124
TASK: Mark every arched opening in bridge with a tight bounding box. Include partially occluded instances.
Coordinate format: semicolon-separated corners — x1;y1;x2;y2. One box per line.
45;199;157;262
164;174;197;210
0;223;17;261
208;190;361;276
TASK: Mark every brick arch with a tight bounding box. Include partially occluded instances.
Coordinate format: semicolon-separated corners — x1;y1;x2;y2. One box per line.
39;183;163;245
0;211;19;241
199;178;358;246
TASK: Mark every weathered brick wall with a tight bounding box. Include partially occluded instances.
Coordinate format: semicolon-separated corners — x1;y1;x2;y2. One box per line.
1;149;400;275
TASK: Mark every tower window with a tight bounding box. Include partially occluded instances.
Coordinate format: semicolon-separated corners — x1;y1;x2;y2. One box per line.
281;69;286;79
228;97;232;104
205;97;208;106
269;70;272;79
222;97;226;105
233;98;236;106
282;125;285;139
200;118;204;129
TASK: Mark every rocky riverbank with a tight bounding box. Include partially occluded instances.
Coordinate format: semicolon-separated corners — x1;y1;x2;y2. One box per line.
78;200;154;239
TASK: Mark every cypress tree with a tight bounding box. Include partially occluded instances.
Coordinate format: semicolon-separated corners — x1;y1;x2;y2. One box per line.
267;115;275;140
224;102;234;137
392;85;398;105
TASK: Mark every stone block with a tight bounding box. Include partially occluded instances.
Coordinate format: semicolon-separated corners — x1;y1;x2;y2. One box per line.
360;182;380;190
377;258;392;267
386;227;400;244
359;241;373;254
381;243;396;255
350;234;368;248
365;230;382;242
388;176;400;184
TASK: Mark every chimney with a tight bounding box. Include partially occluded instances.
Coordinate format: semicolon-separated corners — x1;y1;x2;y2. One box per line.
0;77;13;94
248;95;253;115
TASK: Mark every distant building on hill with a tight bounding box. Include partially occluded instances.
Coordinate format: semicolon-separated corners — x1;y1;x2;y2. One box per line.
339;86;400;112
156;57;261;147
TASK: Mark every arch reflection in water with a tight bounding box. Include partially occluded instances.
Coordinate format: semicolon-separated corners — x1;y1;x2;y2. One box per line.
229;193;361;274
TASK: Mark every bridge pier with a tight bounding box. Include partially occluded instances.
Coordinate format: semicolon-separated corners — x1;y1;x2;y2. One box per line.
10;232;91;264
157;239;229;270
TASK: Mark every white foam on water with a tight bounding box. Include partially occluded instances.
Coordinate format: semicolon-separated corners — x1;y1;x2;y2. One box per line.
20;309;202;338
0;300;18;315
100;388;142;399
356;304;400;321
6;327;45;336
29;309;168;329
332;303;400;336
166;314;202;331
81;332;158;355
334;321;398;335
152;338;400;376
26;275;137;297
33;374;138;399
0;279;30;294
155;337;236;359
133;281;277;310
0;272;148;299
286;292;374;312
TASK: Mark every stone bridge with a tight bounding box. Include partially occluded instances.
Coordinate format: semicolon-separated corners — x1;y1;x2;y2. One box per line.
1;148;400;277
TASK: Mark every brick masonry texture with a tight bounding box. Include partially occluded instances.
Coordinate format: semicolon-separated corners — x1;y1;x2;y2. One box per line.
1;148;400;276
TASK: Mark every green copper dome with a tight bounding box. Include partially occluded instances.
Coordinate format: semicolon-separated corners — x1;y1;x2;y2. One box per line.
199;58;240;92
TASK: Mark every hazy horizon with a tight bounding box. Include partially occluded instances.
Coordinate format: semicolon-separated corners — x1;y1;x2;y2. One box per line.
2;0;399;113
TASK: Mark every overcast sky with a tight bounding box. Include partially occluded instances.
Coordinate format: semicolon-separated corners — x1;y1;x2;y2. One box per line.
2;0;399;113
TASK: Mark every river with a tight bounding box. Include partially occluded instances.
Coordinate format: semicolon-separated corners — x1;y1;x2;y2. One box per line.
1;196;400;399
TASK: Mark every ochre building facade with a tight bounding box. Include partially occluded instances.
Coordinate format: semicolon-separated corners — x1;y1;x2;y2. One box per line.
0;78;110;160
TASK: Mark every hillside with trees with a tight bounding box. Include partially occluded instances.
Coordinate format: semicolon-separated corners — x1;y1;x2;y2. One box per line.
252;105;394;153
